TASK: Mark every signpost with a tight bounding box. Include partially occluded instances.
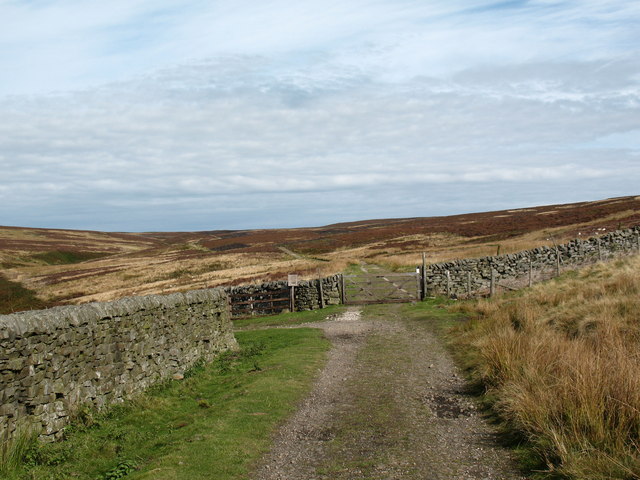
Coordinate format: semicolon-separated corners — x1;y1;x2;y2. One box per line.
288;274;299;312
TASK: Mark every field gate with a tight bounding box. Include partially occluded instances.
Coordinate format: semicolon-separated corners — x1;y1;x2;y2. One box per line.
341;272;420;305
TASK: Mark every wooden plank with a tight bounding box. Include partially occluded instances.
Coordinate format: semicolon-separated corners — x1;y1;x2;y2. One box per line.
230;290;288;298
343;273;419;279
231;297;289;306
496;283;519;291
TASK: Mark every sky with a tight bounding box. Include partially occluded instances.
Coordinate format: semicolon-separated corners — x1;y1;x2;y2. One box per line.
0;0;639;232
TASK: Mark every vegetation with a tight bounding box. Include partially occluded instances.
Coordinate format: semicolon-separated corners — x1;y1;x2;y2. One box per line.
1;327;330;480
1;196;638;309
30;250;110;265
449;256;640;479
233;304;346;330
0;275;49;314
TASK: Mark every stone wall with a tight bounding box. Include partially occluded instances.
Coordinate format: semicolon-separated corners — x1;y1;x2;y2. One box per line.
226;274;342;318
0;288;236;443
294;274;343;311
426;227;640;297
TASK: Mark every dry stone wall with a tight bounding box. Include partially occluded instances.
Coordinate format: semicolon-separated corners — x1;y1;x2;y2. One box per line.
426;227;640;297
294;275;343;311
0;288;236;443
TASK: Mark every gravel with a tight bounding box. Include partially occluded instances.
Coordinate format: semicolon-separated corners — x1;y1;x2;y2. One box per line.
251;305;528;480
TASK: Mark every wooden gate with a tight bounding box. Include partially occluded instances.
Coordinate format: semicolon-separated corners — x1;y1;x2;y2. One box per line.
342;273;420;305
229;288;290;318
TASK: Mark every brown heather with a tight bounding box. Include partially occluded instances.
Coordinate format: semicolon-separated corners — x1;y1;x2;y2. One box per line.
452;255;640;479
1;195;639;310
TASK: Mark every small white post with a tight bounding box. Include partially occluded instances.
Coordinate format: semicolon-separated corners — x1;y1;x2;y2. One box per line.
446;270;451;297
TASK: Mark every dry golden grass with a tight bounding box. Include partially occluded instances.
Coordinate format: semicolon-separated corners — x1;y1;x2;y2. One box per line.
451;256;640;479
1;196;639;309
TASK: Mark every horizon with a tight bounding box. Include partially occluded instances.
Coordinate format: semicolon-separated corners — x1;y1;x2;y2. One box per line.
1;1;639;231
1;194;635;234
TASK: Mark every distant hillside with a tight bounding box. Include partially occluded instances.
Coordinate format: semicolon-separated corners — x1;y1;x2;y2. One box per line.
1;195;638;311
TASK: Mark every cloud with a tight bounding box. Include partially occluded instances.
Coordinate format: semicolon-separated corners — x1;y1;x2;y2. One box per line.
0;1;638;230
1;1;639;94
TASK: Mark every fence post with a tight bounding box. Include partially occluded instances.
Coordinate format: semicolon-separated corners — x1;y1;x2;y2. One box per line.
446;270;451;298
636;233;640;252
290;286;295;313
467;271;471;297
597;237;602;261
490;269;496;297
421;252;427;301
528;257;533;288
318;277;325;309
340;274;346;305
555;247;560;277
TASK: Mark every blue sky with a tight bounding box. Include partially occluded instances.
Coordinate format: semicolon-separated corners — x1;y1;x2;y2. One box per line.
0;0;638;231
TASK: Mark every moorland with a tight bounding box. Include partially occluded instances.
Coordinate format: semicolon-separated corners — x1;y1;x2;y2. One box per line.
1;195;639;313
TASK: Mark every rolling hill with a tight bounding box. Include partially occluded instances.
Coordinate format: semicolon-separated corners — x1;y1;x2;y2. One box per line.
1;195;639;312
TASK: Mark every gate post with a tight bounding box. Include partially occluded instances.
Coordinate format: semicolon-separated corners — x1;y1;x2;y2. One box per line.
340;274;346;304
318;277;325;309
421;252;426;301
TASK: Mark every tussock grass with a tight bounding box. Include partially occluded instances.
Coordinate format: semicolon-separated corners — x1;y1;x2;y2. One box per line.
451;256;640;479
0;424;39;477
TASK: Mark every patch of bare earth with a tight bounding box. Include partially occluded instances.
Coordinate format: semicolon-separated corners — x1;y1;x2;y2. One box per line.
253;305;527;480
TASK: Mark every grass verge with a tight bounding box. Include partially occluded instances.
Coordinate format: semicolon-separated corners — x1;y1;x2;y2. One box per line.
5;327;329;480
233;304;345;330
447;256;640;479
0;275;49;314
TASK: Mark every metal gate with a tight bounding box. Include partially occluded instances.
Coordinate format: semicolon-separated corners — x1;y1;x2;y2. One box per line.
342;273;420;305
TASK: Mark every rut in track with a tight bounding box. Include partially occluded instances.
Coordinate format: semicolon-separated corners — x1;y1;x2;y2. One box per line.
252;305;527;480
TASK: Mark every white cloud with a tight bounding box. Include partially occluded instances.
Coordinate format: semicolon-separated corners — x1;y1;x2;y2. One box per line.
0;1;638;229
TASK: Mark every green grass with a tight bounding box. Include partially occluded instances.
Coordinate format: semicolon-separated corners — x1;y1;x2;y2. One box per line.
400;298;465;332
233;304;346;330
6;328;330;480
0;275;49;314
343;262;367;275
30;250;110;265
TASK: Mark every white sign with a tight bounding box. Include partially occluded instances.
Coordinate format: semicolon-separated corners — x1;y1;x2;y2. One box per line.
288;274;299;286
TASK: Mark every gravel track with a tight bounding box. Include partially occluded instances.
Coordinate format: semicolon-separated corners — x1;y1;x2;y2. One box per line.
252;305;527;480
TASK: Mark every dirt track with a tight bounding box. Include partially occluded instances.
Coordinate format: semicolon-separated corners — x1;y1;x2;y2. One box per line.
252;305;527;480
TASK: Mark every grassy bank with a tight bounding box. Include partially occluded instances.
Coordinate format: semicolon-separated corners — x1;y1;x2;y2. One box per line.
2;327;330;480
233;304;345;330
0;275;49;314
449;256;640;479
